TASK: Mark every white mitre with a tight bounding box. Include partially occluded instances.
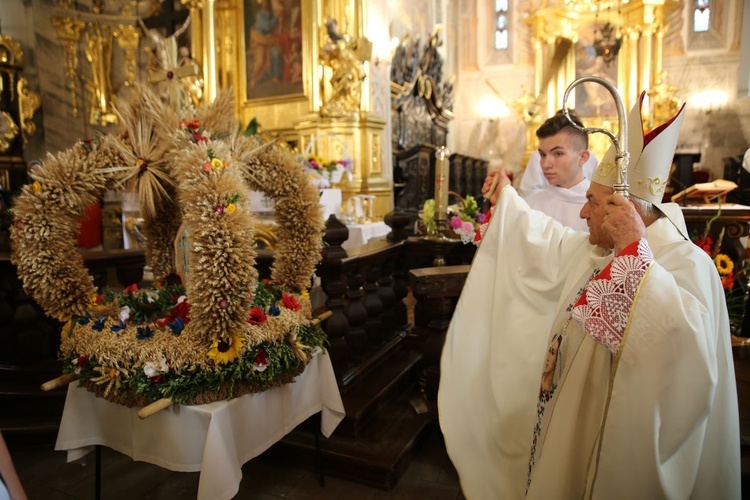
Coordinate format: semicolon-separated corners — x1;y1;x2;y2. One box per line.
592;91;688;238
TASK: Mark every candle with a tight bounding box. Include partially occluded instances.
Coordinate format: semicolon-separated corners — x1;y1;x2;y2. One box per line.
434;146;450;223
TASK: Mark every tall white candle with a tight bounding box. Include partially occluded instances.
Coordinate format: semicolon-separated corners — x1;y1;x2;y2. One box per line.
434;146;450;223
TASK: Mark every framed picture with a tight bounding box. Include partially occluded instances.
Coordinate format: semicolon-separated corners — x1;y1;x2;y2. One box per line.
574;21;619;118
243;0;306;102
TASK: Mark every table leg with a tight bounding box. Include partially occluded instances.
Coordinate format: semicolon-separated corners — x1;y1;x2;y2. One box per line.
95;444;102;500
314;423;325;487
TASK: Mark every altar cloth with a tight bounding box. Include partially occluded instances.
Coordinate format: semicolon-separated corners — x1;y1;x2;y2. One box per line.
55;350;344;500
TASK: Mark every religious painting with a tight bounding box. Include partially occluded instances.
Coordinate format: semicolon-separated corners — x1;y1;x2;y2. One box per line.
574;22;619;118
244;0;305;101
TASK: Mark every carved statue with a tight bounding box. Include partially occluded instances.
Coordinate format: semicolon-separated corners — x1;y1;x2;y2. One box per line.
320;18;371;117
140;16;202;112
647;71;681;128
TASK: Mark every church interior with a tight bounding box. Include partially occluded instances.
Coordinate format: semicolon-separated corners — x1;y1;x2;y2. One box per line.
1;0;750;498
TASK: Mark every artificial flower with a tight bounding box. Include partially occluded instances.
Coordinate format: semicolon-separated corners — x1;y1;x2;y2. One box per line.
247;307;267;325
136;325;154;340
207;333;245;365
123;283;139;294
211;158;224;170
167;317;185;335
300;289;310;300
282;292;301;311
77;312;91;325
110;319;126;333
91;316;106;332
226;203;236;214
268;305;281;316
72;355;89;374
143;356;169;378
253;348;269;372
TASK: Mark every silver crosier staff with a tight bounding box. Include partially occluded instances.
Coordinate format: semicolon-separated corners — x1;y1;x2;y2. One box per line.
561;76;630;198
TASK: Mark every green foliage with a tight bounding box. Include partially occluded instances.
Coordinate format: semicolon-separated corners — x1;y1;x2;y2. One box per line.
105;281;187;324
65;323;328;405
244;118;260;137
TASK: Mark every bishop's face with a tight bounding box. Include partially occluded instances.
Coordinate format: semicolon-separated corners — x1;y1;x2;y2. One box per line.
580;182;615;249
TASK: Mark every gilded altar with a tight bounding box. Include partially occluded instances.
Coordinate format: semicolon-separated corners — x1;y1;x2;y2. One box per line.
186;0;392;219
524;0;682;160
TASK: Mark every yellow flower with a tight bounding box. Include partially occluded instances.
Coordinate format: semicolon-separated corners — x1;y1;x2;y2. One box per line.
207;332;245;364
300;289;310;300
32;181;42;193
211;158;224;170
226;203;236;214
715;254;734;276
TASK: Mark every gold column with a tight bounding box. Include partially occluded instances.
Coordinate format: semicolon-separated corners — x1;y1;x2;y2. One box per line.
183;0;217;102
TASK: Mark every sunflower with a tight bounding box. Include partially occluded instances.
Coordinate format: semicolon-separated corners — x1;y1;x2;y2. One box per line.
714;254;734;276
207;332;245;364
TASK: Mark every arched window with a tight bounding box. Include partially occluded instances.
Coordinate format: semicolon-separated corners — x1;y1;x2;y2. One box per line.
693;0;710;32
495;0;510;50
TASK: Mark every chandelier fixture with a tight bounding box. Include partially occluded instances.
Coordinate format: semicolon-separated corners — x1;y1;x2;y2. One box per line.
593;22;623;65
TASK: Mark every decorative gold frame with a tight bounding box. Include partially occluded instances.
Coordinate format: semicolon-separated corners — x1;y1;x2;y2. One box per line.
193;0;320;137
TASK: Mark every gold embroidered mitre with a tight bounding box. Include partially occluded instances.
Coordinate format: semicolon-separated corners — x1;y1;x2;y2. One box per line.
592;91;686;205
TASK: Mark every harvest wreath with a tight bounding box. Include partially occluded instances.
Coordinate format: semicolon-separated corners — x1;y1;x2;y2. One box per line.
10;87;327;409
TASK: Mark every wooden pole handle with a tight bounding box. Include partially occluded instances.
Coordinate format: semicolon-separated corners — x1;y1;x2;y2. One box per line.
312;310;332;326
41;373;78;391
137;398;173;419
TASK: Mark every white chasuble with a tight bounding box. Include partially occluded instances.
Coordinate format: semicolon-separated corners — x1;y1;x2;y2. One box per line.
439;188;741;499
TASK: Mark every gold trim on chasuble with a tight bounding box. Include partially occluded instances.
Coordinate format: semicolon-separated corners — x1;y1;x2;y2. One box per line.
583;260;655;499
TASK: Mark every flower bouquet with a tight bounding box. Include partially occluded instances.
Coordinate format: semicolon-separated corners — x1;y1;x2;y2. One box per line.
418;192;486;244
304;156;351;185
691;210;749;336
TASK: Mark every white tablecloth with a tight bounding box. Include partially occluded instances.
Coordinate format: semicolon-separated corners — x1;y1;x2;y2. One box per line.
343;221;390;250
55;351;345;500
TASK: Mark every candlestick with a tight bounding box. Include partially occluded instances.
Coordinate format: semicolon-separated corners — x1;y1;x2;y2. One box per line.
434;146;450;232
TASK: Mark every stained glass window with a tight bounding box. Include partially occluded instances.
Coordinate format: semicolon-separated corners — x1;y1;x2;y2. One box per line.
693;0;710;32
495;0;510;50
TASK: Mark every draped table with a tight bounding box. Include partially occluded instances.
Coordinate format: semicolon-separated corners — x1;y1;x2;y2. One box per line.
55;350;344;500
342;221;391;250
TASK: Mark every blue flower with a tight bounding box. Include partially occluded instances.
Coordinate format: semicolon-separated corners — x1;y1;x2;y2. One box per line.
268;305;281;317
167;317;184;335
110;319;126;333
76;313;92;325
91;316;106;332
136;325;154;340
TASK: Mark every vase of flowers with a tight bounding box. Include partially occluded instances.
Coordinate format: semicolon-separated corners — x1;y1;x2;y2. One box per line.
691;209;749;336
305;156;350;184
418;192;486;244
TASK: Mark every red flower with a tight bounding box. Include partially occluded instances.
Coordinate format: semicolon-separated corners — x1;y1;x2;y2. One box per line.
123;283;139;294
75;355;89;367
150;374;166;383
192;132;207;143
693;235;714;255
95;294;104;304
254;348;268;366
722;274;735;290
281;292;301;311
180;119;201;130
247;307;267;325
158;300;192;328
